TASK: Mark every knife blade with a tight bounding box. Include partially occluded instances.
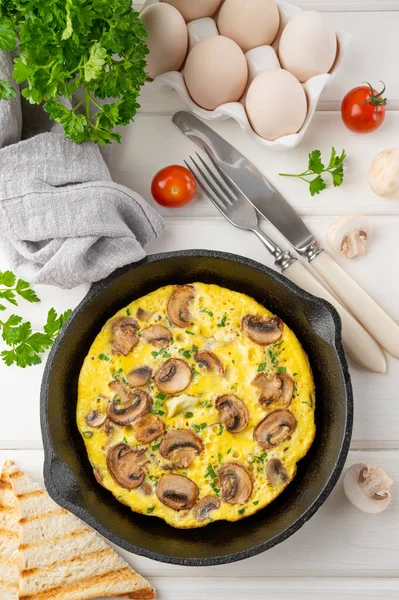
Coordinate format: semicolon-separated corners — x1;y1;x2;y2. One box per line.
172;111;317;257
173;111;399;359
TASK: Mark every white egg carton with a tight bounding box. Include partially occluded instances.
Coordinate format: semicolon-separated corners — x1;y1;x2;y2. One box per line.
140;0;351;151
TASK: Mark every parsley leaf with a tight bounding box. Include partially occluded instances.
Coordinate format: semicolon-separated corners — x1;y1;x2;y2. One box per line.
0;0;148;144
279;148;347;196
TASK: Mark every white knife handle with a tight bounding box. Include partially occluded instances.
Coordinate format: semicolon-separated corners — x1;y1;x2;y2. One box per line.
285;260;386;373
310;250;399;359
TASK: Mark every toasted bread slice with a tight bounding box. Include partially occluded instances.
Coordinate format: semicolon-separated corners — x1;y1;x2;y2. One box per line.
0;467;21;600
2;461;155;600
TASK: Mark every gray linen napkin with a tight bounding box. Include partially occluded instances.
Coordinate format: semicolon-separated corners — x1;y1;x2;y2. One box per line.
0;52;164;288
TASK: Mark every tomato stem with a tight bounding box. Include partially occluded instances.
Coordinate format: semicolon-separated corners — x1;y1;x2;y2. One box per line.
361;81;388;118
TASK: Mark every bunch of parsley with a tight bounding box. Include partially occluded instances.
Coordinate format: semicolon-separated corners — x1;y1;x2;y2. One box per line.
0;271;71;367
279;148;347;196
0;0;148;144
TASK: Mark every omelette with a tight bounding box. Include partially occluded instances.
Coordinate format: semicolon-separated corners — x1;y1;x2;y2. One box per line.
77;283;315;528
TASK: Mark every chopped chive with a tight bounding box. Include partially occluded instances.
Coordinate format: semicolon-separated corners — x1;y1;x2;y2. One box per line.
293;372;298;376
158;409;166;417
302;401;313;408
257;467;263;472
166;317;173;327
217;314;227;328
185;330;194;335
182;350;191;359
98;353;110;361
231;359;235;365
151;442;161;451
238;508;245;515
217;424;224;436
253;500;259;506
184;412;194;419
83;431;94;439
192;344;199;353
122;436;128;443
192;367;200;377
200;400;208;408
257;363;266;372
156;392;167;400
277;366;287;373
227;448;232;454
274;341;284;347
230;382;237;390
268;349;276;364
199;307;214;317
147;506;155;514
210;481;220;497
217;452;222;464
126;308;131;316
205;464;217;479
151;350;159;358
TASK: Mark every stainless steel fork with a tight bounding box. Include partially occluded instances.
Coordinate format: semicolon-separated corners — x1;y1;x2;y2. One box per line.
184;152;296;273
184;151;387;373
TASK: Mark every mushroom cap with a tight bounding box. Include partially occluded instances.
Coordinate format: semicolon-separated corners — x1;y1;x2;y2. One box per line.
136;307;155;321
368;148;399;199
140;325;173;348
327;214;372;259
167;285;195;328
193;495;221;521
254;409;297;450
154;358;192;395
219;462;253;504
106;444;148;489
242;315;283;346
215;395;249;433
194;351;224;375
126;366;152;387
134;414;165;444
110;316;139;355
85;411;106;428
343;463;393;514
107;381;152;425
266;458;289;485
159;429;204;468
252;373;294;408
156;474;199;510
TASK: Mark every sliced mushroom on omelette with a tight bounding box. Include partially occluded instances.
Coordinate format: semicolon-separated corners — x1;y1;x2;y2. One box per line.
77;283;315;528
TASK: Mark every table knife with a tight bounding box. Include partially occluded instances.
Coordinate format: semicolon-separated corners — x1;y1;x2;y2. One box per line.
173;111;399;360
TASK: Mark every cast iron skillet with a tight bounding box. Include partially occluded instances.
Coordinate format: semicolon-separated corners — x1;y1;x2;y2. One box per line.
41;250;353;566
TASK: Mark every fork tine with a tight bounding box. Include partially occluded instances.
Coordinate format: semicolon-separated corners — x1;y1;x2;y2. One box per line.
204;149;242;198
194;152;237;204
184;159;229;216
187;155;231;210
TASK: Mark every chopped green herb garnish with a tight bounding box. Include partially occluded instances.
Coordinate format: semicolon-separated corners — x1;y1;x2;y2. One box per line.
217;452;222;464
158;410;166;417
293;372;298;377
210;482;220;497
257;363;266;372
184;412;194;419
156;392;167;400
253;500;259;506
205;464;217;480
192;367;200;378
166;317;173;327
192;345;199;354
126;308;131;316
83;431;93;439
227;448;232;454
302;401;313;408
277;366;287;373
122;436;128;443
230;382;238;391
217;313;227;328
268;349;276;365
185;330;194;335
217;424;224;436
238;508;245;515
98;353;110;361
151;442;161;451
182;349;191;359
199;307;214;317
192;422;207;433
255;452;268;464
151;350;159;358
231;359;235;365
147;506;155;514
200;400;209;408
257;467;263;472
274;341;284;347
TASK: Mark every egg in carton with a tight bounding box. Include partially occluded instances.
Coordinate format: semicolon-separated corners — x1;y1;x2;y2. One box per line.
140;0;351;151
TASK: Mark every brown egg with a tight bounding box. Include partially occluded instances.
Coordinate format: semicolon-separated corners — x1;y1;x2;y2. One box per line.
140;3;188;79
184;36;248;111
218;0;280;53
163;0;222;22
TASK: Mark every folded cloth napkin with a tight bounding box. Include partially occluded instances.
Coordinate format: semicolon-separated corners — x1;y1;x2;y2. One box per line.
0;52;164;288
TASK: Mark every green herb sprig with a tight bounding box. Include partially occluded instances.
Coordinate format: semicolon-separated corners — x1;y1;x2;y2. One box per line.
0;0;148;145
279;148;347;196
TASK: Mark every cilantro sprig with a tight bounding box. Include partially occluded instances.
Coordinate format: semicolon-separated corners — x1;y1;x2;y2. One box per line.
0;0;148;145
279;148;347;196
0;270;71;367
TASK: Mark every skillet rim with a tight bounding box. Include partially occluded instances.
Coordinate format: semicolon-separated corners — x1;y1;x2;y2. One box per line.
40;249;353;566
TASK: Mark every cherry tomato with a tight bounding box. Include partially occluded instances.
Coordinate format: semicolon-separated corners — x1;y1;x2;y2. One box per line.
151;165;196;208
341;82;387;133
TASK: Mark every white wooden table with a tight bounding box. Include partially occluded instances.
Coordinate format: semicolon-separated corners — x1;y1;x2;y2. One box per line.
1;1;398;598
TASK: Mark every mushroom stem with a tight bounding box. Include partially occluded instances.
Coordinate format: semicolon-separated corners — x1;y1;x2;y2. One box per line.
359;466;394;500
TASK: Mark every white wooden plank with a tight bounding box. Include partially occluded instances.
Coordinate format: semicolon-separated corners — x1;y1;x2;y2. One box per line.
110;112;399;217
0;449;397;580
135;11;399;112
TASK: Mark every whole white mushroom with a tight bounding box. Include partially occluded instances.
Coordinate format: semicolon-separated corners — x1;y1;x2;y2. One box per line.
327;215;372;259
343;463;394;514
368;148;399;199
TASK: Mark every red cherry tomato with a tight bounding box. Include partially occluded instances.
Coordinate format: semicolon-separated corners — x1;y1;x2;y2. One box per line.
151;165;196;208
341;82;387;133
